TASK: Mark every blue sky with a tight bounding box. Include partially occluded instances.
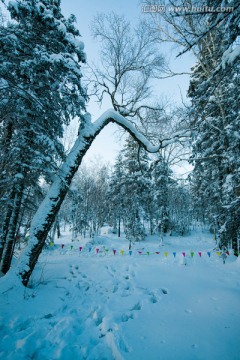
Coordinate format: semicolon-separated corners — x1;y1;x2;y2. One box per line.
60;0;193;165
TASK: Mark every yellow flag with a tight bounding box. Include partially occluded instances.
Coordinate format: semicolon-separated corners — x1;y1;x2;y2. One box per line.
120;250;124;255
164;252;169;257
216;251;221;256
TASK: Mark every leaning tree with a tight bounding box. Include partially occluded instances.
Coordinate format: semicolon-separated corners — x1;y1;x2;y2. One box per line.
1;109;190;287
0;1;190;288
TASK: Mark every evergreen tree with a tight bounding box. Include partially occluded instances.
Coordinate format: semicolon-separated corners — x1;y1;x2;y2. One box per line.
151;157;172;237
118;136;150;246
108;153;125;237
188;9;240;252
0;0;87;272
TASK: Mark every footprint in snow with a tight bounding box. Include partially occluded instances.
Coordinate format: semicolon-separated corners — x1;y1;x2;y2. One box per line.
105;265;117;278
130;302;142;311
148;291;159;304
93;310;103;327
112;283;119;293
121;284;132;297
121;312;134;322
161;288;169;295
80;273;87;279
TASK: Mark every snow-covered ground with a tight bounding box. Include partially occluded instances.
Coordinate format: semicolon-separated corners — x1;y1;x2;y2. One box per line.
1;227;240;360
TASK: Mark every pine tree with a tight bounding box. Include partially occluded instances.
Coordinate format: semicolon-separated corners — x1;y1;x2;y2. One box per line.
108;153;127;237
189;12;240;252
0;0;87;272
151;157;172;237
120;136;150;245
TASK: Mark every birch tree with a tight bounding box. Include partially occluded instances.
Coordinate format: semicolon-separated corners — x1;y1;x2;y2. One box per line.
89;12;165;118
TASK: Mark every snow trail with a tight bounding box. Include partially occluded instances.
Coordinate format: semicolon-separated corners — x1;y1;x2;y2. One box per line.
0;229;240;359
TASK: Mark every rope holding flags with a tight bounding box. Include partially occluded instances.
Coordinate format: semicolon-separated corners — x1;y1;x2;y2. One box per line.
57;244;231;262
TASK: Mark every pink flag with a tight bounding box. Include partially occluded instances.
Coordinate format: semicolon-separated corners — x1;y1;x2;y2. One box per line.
96;248;99;254
61;244;64;249
182;252;186;257
79;246;83;251
198;252;202;257
113;249;116;255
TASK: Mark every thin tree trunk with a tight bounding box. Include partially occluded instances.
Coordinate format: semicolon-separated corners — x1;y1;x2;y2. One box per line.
0;190;16;262
0;188;23;273
118;217;121;238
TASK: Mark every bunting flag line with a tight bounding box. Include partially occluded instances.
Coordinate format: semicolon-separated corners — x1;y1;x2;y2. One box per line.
56;244;232;260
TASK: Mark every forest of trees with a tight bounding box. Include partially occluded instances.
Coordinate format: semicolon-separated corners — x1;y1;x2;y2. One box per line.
0;0;239;286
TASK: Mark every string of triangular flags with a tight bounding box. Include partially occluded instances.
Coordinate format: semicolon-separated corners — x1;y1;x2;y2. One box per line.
48;243;230;258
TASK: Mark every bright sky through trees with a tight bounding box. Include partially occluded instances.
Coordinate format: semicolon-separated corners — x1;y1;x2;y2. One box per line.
61;0;192;164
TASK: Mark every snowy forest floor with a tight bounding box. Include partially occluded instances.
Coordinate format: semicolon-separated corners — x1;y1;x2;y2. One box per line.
1;227;240;360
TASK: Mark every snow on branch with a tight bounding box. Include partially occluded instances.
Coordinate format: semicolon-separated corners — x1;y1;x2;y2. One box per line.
93;109;160;153
92;109;191;153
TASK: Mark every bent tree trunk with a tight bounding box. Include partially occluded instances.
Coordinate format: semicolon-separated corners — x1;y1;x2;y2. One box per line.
16;109;162;286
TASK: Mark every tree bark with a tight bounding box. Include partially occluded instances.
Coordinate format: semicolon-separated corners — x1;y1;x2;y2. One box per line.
118;217;121;238
0;187;23;274
0;190;16;262
6;109;185;286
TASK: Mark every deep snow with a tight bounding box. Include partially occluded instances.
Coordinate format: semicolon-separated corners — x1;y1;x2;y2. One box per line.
0;226;240;360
